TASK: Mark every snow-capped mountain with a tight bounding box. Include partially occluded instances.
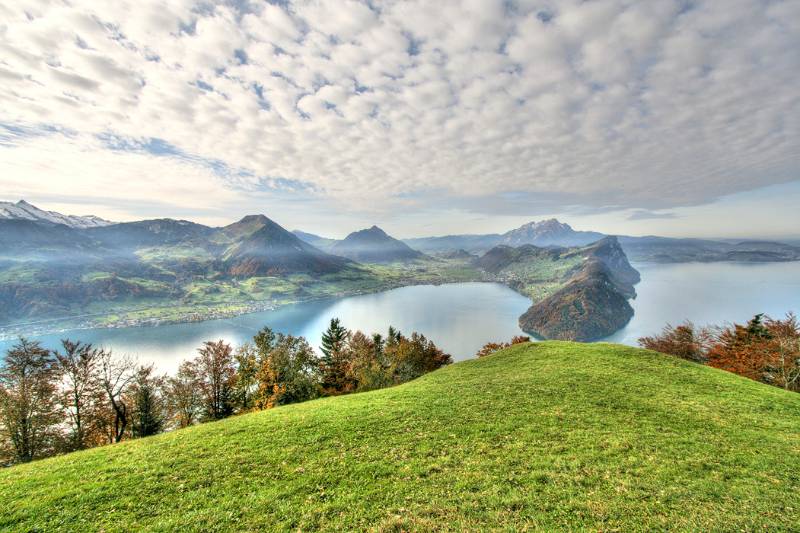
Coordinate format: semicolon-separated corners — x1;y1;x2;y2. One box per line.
0;200;112;228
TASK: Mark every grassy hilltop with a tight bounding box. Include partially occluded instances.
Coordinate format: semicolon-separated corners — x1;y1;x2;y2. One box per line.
1;342;799;531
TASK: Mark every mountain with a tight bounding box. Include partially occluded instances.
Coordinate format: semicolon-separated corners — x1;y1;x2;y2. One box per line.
403;233;503;254
406;219;800;263
85;219;216;249
474;236;639;341
403;219;602;254
517;237;638;341
0;199;112;228
474;244;562;273
501;219;604;247
222;215;350;276
0;219;94;257
4;342;798;530
291;230;337;250
617;236;800;262
331;226;424;263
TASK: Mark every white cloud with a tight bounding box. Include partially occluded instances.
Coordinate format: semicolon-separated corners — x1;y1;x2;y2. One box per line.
0;0;798;233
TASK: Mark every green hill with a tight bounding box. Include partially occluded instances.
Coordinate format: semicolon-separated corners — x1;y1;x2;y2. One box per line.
1;342;799;531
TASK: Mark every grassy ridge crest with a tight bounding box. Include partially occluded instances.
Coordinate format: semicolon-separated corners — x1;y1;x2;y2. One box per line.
1;341;799;531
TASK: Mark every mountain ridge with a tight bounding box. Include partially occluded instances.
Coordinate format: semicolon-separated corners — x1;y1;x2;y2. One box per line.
0;199;112;228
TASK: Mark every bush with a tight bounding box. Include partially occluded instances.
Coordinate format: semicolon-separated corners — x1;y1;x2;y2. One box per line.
476;335;530;358
638;322;711;363
641;313;800;392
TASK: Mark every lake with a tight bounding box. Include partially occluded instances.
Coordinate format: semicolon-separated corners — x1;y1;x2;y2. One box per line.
2;262;799;372
604;261;800;344
0;282;531;373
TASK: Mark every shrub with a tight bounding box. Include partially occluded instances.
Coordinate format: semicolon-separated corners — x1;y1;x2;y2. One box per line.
638;322;712;363
476;335;531;358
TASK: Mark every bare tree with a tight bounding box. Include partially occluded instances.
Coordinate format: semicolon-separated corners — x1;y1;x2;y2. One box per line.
767;313;800;392
53;339;102;450
0;338;61;463
97;350;135;443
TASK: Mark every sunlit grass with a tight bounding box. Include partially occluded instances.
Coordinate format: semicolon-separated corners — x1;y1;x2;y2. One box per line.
2;342;798;531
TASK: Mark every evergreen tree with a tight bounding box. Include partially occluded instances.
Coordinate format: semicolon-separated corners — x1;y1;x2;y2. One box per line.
320;318;351;393
747;313;771;339
130;366;164;438
321;318;348;365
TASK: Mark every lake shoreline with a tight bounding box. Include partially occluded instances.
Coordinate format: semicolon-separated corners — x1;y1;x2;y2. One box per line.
0;276;502;341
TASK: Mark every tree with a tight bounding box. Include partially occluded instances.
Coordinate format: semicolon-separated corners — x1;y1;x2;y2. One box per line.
233;342;259;412
767;313;800;392
97;350;135;443
707;320;772;383
387;332;452;384
0;338;61;463
643;313;800;393
53;339;103;450
320;318;353;394
321;318;349;362
254;329;321;409
476;335;531;358
129;365;165;438
196;340;236;421
638;322;712;363
165;361;201;429
347;331;391;391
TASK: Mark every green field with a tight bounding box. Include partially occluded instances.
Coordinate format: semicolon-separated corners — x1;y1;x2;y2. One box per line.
1;342;798;531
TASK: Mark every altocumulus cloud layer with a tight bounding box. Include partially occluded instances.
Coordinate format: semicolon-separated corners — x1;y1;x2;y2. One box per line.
0;0;798;224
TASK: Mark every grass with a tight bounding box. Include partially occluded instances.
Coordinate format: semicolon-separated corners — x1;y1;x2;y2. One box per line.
2;342;799;531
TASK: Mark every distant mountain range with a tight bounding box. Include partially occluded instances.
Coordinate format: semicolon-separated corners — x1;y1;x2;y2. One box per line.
2;199;797;342
4;200;799;264
0;200;111;228
403;219;800;263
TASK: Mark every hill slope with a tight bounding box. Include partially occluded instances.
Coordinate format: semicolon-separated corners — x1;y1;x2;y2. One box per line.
2;342;798;531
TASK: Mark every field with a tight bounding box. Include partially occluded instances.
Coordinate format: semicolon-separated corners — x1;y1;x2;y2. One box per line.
1;342;798;531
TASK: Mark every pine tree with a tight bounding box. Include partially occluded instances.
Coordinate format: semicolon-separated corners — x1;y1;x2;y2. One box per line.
321;318;348;365
130;366;164;438
320;318;350;393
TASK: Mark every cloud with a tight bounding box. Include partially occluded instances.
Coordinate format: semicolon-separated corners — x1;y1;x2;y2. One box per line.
627;210;678;221
0;0;798;228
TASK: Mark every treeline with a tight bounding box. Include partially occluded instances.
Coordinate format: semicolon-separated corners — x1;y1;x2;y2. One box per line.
639;313;800;392
0;319;451;465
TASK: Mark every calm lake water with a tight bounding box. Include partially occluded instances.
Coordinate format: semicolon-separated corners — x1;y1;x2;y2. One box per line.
604;261;800;344
2;262;799;372
0;282;531;373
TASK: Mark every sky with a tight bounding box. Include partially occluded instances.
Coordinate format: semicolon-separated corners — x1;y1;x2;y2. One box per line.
0;0;798;239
